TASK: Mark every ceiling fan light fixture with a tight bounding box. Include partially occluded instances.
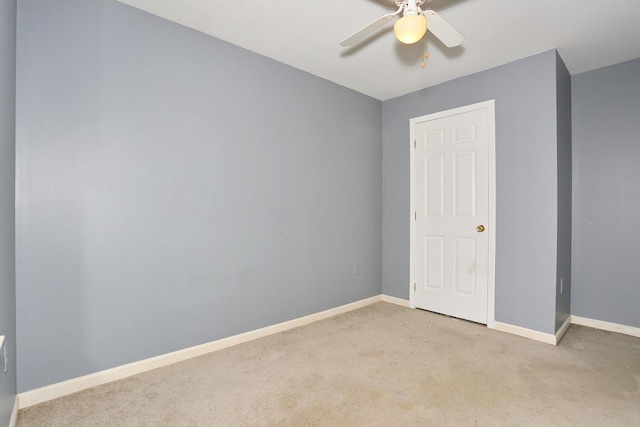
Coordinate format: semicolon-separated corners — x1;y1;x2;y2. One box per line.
394;14;427;44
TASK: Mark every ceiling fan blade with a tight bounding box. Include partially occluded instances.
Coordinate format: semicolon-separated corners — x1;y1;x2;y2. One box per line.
340;6;403;47
423;10;464;48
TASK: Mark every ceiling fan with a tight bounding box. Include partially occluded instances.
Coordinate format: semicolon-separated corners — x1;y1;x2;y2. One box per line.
340;0;464;48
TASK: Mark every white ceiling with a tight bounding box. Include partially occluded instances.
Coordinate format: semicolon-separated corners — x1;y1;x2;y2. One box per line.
116;0;640;101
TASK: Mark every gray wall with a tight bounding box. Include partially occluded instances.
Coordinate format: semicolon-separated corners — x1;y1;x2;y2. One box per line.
0;0;17;423
555;52;572;331
382;50;560;334
16;0;382;392
571;58;640;328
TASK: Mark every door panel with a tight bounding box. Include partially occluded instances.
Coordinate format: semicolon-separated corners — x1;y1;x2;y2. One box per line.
426;155;445;217
453;150;476;217
426;235;445;290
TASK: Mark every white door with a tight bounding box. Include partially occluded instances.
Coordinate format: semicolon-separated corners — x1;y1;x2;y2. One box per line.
410;101;495;325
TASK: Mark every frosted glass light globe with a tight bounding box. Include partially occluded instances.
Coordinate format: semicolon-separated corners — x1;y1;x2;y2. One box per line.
394;15;428;44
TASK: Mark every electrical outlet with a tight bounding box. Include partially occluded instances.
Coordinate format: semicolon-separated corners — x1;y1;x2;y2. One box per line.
353;263;360;276
0;336;6;373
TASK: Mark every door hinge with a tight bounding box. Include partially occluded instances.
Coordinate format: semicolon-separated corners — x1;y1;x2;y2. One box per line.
414;140;416;149
413;283;416;292
414;211;417;221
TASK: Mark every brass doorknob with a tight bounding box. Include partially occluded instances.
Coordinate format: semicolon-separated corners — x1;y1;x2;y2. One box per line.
476;225;485;233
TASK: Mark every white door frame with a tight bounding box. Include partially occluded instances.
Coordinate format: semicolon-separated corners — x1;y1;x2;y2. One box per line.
409;100;496;329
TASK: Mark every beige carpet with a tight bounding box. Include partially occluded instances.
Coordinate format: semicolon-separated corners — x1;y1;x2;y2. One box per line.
18;302;640;426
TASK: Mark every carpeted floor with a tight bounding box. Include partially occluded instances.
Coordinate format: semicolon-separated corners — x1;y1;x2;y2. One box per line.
18;302;640;426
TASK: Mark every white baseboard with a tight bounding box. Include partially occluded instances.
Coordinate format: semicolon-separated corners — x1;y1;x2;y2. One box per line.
555;316;572;345
18;295;382;409
23;296;635;410
494;314;637;346
571;315;640;338
381;294;411;308
9;396;18;427
494;321;557;345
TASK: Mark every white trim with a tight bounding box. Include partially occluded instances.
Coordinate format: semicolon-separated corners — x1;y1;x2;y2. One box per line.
409;111;417;310
381;294;411;308
571;315;640;338
409;100;496;328
17;297;640;410
555;316;572;344
485;101;496;329
494;321;556;345
18;295;382;409
9;396;18;427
